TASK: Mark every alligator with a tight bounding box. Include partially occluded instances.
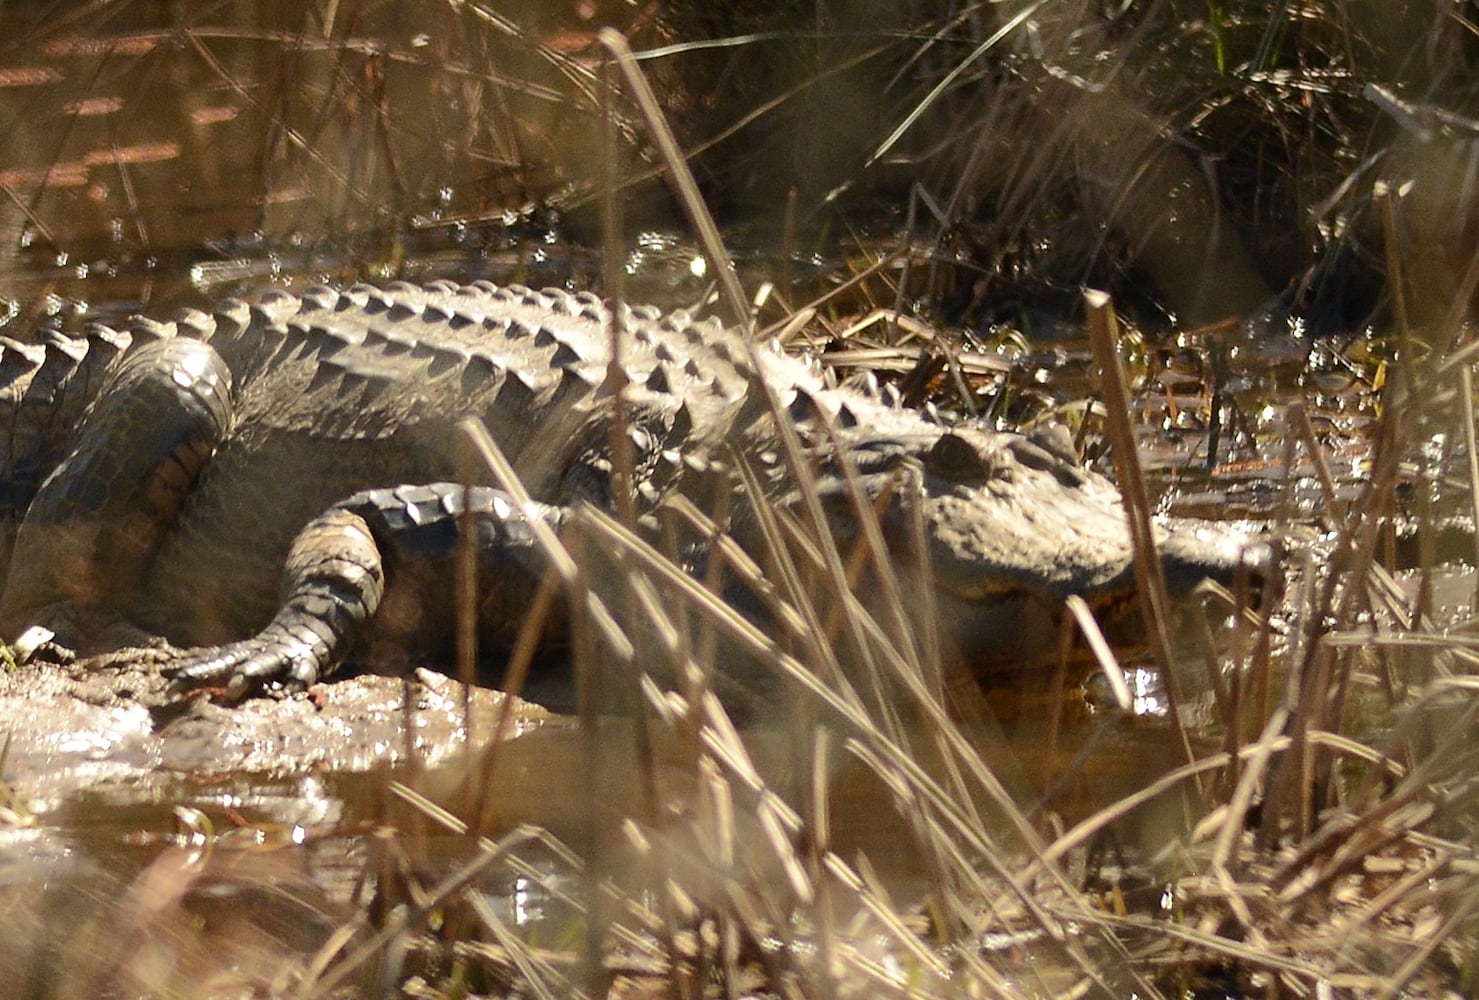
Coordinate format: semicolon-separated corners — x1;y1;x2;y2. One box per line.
0;280;1261;705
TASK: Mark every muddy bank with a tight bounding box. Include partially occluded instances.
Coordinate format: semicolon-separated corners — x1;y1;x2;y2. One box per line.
0;659;549;811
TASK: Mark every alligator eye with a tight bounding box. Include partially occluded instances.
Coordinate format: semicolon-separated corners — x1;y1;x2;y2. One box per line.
923;432;994;485
1009;427;1088;486
1026;422;1079;466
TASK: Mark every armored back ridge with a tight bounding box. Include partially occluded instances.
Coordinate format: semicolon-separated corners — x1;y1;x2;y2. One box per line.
0;279;1262;704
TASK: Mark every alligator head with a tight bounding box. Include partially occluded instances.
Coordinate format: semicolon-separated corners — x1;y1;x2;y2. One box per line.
797;420;1265;671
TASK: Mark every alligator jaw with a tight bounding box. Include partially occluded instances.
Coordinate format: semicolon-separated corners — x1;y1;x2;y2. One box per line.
938;517;1265;673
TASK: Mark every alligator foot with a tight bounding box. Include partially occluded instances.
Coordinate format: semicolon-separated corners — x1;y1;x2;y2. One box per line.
76;638;319;702
164;644;320;701
162;507;388;699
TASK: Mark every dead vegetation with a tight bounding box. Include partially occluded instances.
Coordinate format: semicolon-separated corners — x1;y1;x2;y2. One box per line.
0;2;1478;998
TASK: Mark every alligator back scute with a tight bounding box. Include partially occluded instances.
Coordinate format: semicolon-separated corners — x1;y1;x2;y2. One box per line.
0;329;131;539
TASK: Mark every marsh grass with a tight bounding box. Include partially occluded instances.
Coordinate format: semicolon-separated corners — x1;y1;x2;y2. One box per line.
249;305;1479;997
3;3;1479;998
280;52;1479;990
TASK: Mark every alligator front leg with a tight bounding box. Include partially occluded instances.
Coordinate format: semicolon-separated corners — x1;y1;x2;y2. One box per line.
0;338;232;652
166;484;565;698
161;507;385;697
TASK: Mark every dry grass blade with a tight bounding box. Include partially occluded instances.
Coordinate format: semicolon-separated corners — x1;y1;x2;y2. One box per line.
1463;366;1479;608
758;245;908;343
563;499;1197;998
1084;289;1200;788
1064;595;1131;712
820;854;955;983
599;28;748;330
1377;890;1479;1000
1286;401;1346;530
1073;908;1330;985
868;1;1045;165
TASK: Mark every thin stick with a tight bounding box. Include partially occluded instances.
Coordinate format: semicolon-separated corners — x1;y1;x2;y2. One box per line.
599;53;635;527
1376;181;1433;621
1083;289;1200;789
1462;367;1479;610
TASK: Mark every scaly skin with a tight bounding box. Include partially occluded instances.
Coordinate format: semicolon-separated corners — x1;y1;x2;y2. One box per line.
0;280;1262;701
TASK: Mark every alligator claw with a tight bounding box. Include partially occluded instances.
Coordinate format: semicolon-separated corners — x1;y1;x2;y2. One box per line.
166;646;320;700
